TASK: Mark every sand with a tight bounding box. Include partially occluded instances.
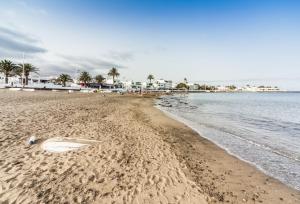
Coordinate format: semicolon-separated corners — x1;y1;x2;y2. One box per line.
0;90;299;204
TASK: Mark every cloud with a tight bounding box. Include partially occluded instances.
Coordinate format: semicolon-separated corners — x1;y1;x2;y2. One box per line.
2;10;17;18
40;63;76;76
17;0;48;16
0;26;47;54
105;50;134;61
0;35;47;54
59;54;127;71
0;27;38;43
31;54;127;77
142;45;167;55
0;26;128;77
0;49;17;58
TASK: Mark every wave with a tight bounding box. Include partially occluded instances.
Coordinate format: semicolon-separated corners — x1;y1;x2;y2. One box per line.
155;94;300;191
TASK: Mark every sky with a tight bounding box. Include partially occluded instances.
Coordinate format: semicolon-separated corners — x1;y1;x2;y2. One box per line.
1;0;300;90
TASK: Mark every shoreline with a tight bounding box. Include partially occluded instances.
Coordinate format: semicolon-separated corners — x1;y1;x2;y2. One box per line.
0;91;299;203
155;104;299;191
143;96;300;203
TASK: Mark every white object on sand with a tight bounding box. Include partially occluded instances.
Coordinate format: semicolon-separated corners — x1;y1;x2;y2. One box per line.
41;137;93;153
9;88;22;91
28;136;36;145
23;89;35;92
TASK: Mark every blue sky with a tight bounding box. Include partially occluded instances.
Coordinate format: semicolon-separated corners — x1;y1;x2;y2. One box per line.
1;0;300;90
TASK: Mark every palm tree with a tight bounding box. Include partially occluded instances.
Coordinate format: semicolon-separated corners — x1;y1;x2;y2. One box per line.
108;67;120;84
147;74;154;83
95;74;105;84
79;71;92;87
57;74;72;87
0;60;16;84
16;63;39;85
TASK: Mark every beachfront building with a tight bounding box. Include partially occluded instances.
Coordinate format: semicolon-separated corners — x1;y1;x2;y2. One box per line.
105;78;114;85
0;74;60;88
241;85;281;92
117;80;142;91
215;86;226;92
134;82;142;89
29;76;54;84
187;83;200;90
28;76;64;88
0;74;20;85
145;82;154;89
242;85;258;92
121;80;134;90
172;82;178;89
215;85;237;92
257;86;280;92
118;80;151;91
142;82;148;89
99;78;123;89
165;80;173;89
155;79;173;90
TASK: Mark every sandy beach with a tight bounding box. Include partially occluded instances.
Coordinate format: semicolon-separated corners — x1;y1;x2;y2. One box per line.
0;90;299;204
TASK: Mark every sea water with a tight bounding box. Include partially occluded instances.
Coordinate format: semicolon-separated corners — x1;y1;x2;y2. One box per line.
156;92;300;190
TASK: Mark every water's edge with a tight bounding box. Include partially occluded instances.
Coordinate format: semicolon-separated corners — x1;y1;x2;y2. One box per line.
154;104;299;191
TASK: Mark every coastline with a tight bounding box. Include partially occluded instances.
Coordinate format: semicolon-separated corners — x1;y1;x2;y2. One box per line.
0;90;299;203
155;103;299;191
144;96;300;203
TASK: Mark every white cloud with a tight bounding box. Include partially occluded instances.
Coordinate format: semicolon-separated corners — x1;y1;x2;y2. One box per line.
105;50;134;61
0;26;46;55
17;0;48;16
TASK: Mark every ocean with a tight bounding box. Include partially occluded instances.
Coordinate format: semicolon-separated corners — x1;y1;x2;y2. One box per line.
156;92;300;190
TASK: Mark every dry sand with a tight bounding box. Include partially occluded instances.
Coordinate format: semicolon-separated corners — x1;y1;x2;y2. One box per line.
0;90;299;204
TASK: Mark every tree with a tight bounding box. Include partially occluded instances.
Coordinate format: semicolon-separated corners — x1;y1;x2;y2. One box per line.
147;74;154;83
176;83;189;89
0;60;16;84
95;74;105;84
199;84;216;91
226;85;237;90
108;67;120;84
57;74;72;87
16;63;39;85
79;71;92;87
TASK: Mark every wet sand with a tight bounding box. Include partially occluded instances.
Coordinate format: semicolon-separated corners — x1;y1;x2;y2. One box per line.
0;90;299;203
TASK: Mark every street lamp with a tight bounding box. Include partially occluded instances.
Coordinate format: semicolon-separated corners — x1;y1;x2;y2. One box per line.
22;53;25;87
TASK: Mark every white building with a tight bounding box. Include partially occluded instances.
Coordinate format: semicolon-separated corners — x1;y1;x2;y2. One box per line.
121;80;134;90
0;74;20;85
155;79;172;90
242;85;258;92
105;78;114;85
134;82;142;89
187;83;199;90
215;86;226;92
257;86;280;92
242;85;281;92
0;74;66;88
